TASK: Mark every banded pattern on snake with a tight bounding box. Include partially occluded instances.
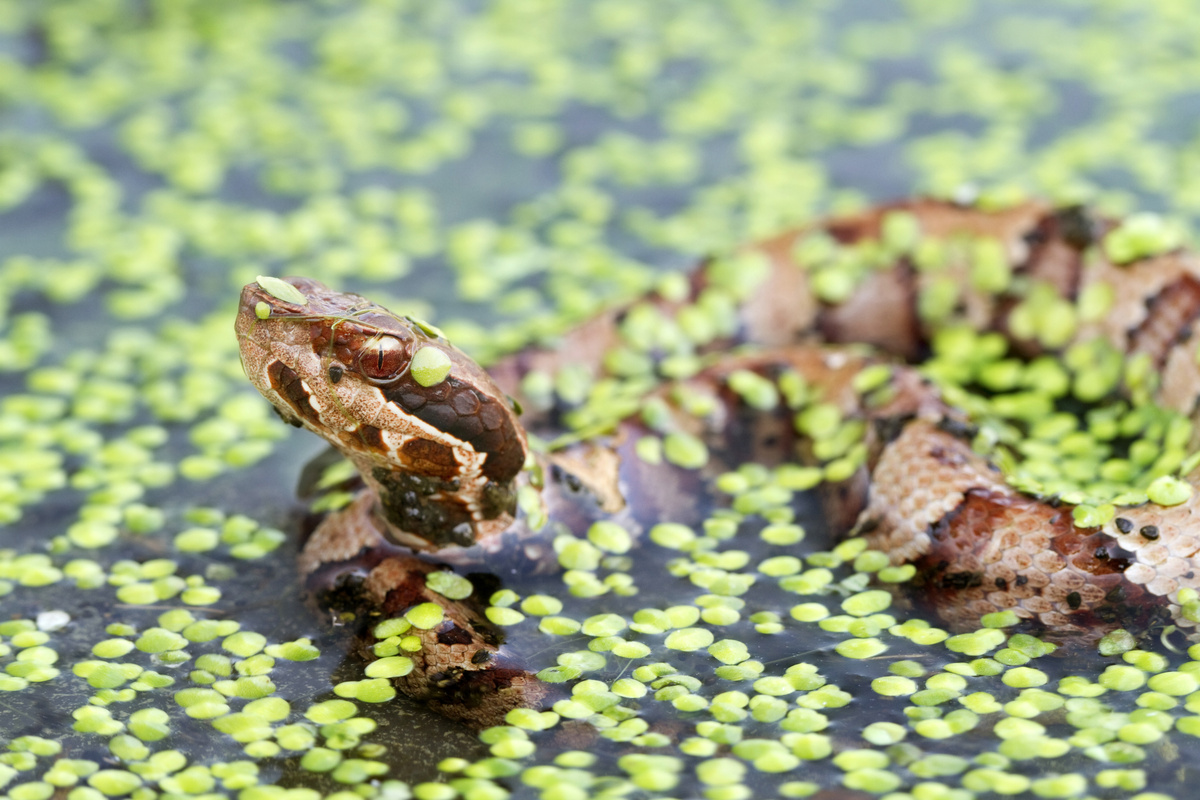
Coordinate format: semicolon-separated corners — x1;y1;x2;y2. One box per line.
236;198;1200;726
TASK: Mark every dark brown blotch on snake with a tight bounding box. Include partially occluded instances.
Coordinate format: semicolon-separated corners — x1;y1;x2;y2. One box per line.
237;198;1200;726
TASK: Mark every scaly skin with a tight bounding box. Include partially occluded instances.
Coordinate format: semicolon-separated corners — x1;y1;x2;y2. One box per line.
237;198;1200;726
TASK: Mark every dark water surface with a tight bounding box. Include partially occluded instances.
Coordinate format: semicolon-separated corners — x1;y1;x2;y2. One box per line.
4;2;1200;798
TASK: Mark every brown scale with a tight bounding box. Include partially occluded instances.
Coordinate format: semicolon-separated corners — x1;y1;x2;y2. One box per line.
814;202;1073;363
308;311;526;484
856;421;1002;566
818;262;924;360
1017;205;1101;296
914;487;1146;635
370;466;477;548
365;556;549;727
237;199;1200;730
267;361;321;427
1128;274;1200;369
383;376;523;484
400;438;461;479
859;420;1171;640
991;206;1095;358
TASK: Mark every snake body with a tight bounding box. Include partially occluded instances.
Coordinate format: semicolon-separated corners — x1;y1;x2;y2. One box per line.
237;198;1200;726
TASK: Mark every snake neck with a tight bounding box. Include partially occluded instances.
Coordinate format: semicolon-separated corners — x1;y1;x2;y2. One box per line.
360;453;524;552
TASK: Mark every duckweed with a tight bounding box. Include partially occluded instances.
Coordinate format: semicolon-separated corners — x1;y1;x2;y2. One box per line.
484;607;525;626
1147;476;1193;506
587;521;633;554
662;432;709;469
6;3;1200;800
404;603;445;630
255;277;308;307
174;527;219;553
835;637;888;659
664;627;714;651
222;632;267;658
1002;667;1050;688
410;347;453;388
871;676;917;697
265;638;320;662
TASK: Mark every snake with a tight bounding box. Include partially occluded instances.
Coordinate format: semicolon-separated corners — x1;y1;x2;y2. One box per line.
236;198;1200;727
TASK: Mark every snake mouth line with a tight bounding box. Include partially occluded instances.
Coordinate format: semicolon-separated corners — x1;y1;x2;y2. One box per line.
237;275;529;556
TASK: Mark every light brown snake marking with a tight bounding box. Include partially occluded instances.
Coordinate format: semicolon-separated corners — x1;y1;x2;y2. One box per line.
237;198;1200;727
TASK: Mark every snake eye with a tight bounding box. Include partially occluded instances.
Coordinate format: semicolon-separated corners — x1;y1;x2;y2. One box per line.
358;336;406;382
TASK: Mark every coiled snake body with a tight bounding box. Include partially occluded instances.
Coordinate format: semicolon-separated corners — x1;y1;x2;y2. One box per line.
237;199;1200;727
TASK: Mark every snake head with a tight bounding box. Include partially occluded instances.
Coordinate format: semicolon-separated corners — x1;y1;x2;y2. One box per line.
236;276;528;549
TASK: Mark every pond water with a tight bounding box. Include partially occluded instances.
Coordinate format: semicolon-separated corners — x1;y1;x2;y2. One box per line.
4;2;1200;799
